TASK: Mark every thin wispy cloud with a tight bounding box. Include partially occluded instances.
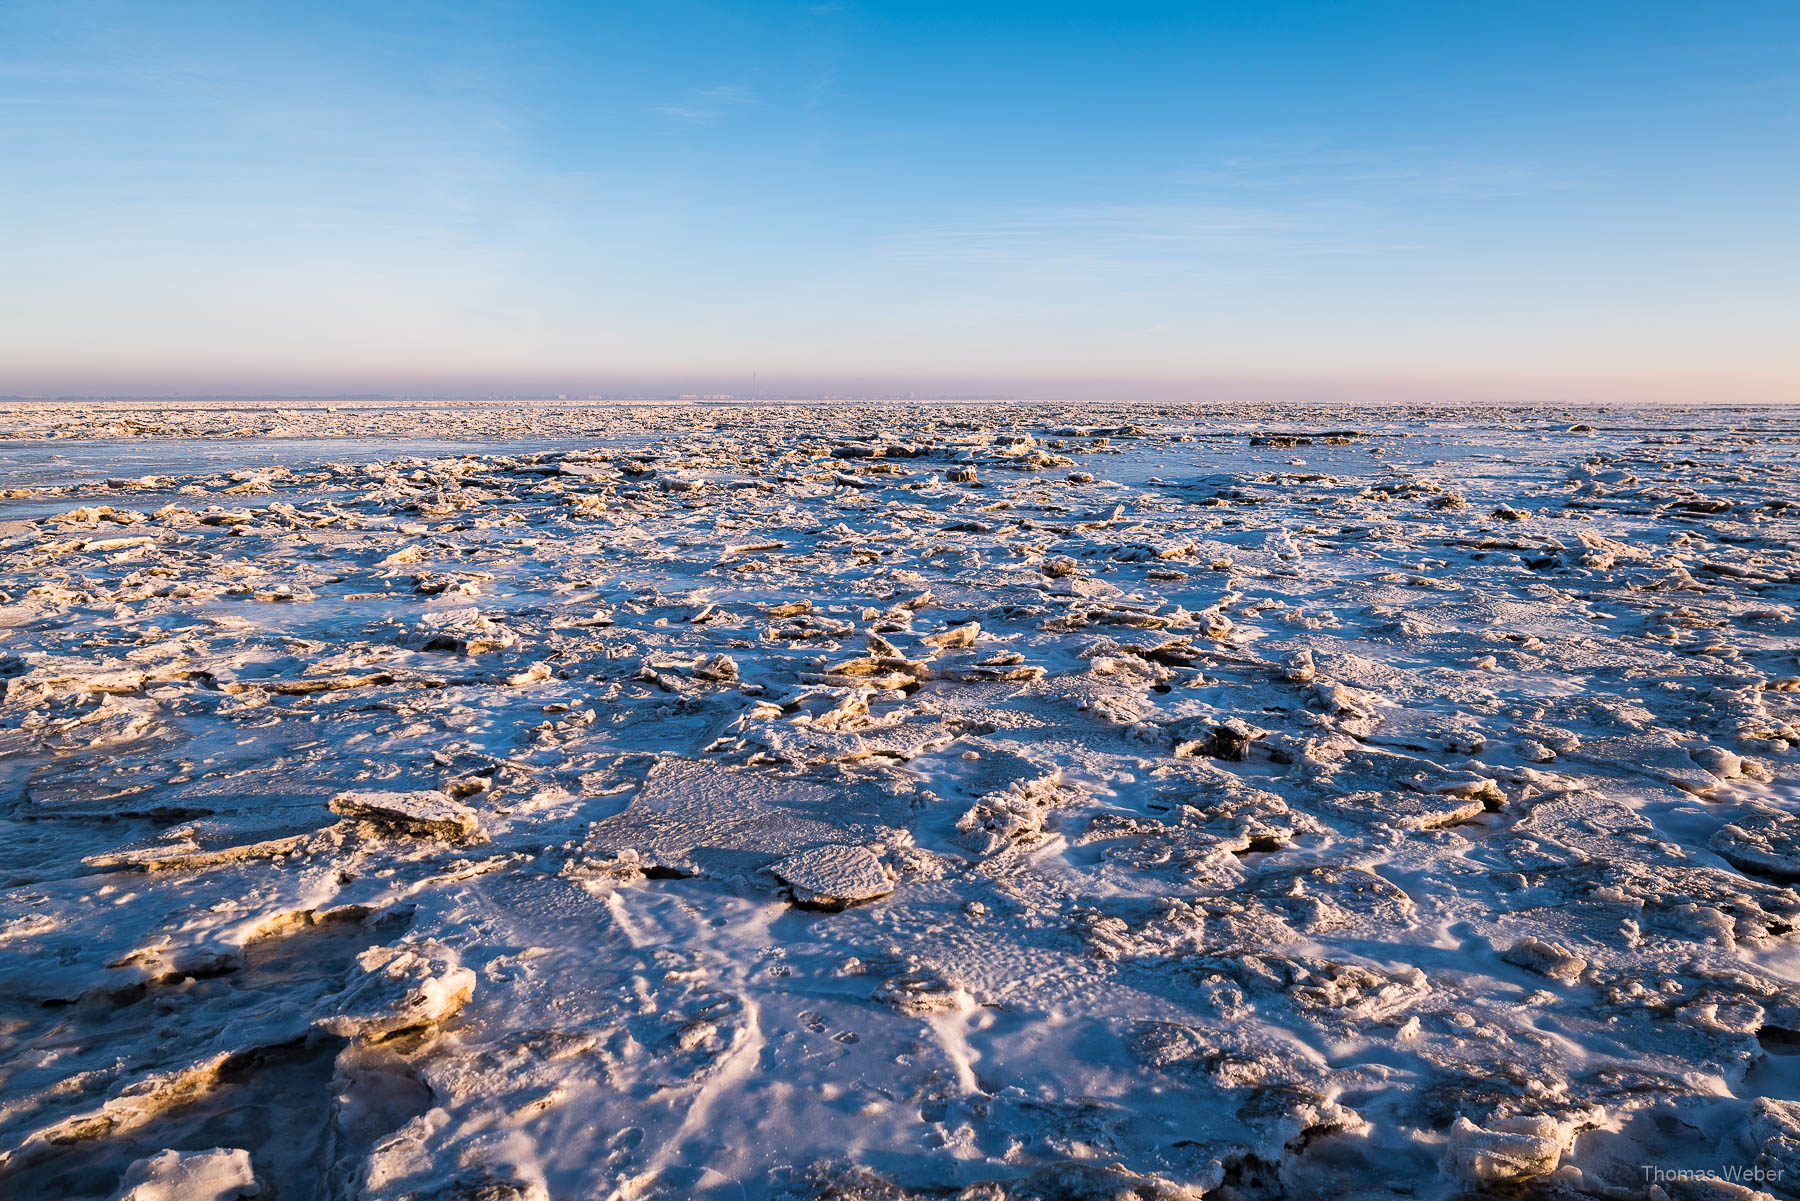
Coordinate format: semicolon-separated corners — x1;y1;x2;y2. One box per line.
871;198;1415;286
1172;146;1581;199
655;84;758;124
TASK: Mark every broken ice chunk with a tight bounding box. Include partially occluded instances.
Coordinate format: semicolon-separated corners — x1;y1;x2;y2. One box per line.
1501;937;1588;983
1517;738;1556;763
1745;1099;1800;1188
1564;733;1721;794
317;941;475;1040
1280;648;1316;682
1440;1113;1579;1184
1320;789;1486;831
921;621;980;649
83;824;307;872
693;653;740;682
114;1147;260;1201
1691;744;1745;780
396;609;518;655
768;843;895;909
1711;812;1800;878
1172;717;1268;761
329;789;483;842
1418;771;1505;805
956;775;1078;855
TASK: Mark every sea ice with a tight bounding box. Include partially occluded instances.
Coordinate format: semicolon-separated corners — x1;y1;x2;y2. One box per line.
0;398;1795;1199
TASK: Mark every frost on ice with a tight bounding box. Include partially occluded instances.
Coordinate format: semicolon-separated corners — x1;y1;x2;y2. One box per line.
113;1147;260;1201
0;398;1797;1199
768;843;896;909
328;790;484;843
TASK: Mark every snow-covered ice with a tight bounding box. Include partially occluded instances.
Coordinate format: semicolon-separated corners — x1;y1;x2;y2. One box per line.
1;399;1797;1199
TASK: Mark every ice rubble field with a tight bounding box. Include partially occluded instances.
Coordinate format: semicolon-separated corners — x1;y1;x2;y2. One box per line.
0;400;1797;1201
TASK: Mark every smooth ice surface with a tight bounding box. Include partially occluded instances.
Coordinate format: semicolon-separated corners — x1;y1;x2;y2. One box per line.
1;399;1797;1200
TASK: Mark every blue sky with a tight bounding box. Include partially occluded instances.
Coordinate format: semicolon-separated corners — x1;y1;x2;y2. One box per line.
1;1;1795;400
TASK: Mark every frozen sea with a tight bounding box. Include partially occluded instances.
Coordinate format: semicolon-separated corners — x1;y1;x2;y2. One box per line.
1;400;1797;1200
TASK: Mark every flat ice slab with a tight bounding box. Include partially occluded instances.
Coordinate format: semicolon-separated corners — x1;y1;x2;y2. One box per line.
769;843;896;908
328;789;483;841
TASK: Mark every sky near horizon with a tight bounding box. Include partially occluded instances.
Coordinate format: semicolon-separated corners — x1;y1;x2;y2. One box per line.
1;2;1796;402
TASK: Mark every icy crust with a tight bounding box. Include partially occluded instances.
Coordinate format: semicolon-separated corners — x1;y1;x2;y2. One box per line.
113;1147;260;1200
1713;812;1800;879
329;789;485;842
769;844;897;909
317;942;476;1040
0;401;1798;1199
